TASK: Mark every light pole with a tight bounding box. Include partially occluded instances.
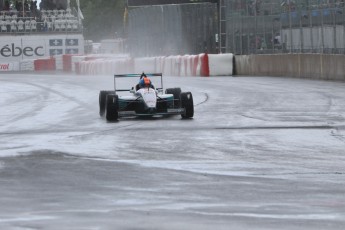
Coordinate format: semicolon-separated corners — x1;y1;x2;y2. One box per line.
288;2;292;53
343;2;345;54
320;6;324;53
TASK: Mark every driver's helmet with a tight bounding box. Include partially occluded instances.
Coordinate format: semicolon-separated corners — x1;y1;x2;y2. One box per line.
139;77;152;88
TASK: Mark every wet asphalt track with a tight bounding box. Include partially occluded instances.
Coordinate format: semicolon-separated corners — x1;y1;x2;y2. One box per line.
0;73;345;230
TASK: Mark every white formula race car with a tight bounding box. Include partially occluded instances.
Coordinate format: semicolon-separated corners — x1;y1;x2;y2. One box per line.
99;73;194;121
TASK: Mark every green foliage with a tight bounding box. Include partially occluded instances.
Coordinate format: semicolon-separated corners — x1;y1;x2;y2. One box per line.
74;0;125;42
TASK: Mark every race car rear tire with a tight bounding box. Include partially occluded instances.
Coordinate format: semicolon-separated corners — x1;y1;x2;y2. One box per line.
99;90;114;117
165;88;181;107
105;94;119;121
180;92;194;118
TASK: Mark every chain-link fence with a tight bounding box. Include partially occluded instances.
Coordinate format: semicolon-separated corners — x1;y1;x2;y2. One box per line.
223;0;345;55
128;3;218;57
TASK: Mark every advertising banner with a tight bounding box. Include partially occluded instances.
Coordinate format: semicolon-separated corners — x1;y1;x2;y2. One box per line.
0;62;20;71
0;34;84;62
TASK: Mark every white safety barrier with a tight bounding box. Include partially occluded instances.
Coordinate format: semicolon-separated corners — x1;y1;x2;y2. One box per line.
78;57;133;75
19;60;35;71
55;55;64;71
162;56;176;76
22;53;233;76
75;54;212;76
180;55;195;76
208;53;234;76
72;56;86;73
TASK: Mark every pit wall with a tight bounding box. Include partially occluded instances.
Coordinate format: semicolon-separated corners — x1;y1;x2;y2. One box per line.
234;54;345;81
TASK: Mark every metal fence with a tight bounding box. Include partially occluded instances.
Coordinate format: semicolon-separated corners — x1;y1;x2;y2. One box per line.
127;2;218;57
223;0;345;55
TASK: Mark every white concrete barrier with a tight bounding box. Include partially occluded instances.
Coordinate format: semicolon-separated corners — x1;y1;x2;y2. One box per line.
68;53;234;77
19;60;35;71
77;57;134;75
72;56;86;73
164;56;179;76
208;53;233;76
194;53;209;76
55;55;64;71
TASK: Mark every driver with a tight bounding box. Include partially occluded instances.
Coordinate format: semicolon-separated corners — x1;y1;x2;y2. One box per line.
137;73;154;90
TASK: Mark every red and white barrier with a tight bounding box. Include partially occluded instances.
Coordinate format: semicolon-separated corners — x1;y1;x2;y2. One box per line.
4;52;233;76
77;57;133;75
34;57;56;71
74;54;214;76
61;54;84;72
72;56;86;73
153;54;209;77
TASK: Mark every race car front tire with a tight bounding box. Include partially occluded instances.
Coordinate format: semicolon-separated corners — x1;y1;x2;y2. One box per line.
99;90;114;117
105;94;119;121
165;88;181;107
180;92;194;118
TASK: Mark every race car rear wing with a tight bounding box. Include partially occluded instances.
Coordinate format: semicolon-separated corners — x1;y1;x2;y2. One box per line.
113;73;163;92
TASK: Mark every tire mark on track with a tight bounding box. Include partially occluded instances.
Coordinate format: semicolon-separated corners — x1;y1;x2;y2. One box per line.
69;124;335;134
0;123;337;137
67;122;143;138
194;92;209;107
215;125;333;130
0;80;51;124
0;79;90;108
331;128;345;143
24;82;90;108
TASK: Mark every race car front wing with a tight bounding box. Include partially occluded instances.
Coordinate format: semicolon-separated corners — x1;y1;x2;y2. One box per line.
118;108;185;117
